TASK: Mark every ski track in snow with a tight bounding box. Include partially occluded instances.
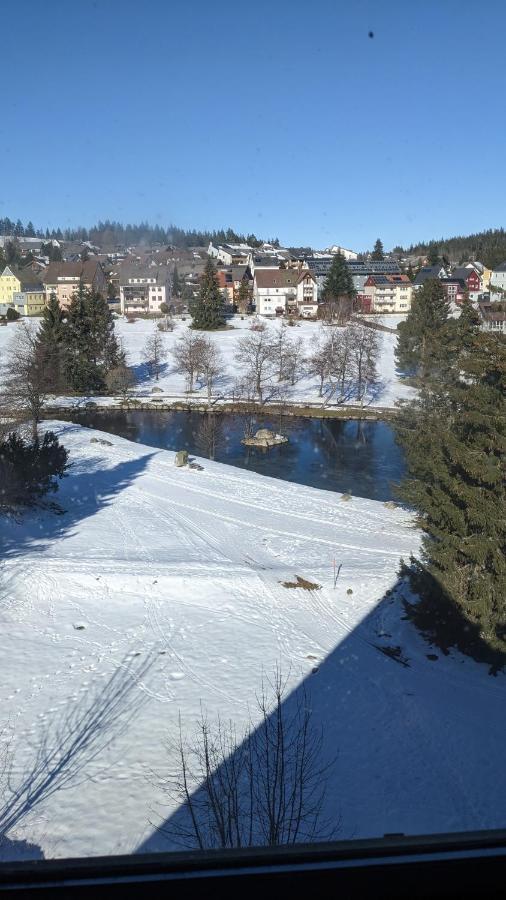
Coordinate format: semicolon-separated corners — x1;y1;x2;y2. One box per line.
1;422;505;859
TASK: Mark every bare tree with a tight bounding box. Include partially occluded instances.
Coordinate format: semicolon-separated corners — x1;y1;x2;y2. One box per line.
105;363;135;400
142;331;168;381
349;324;381;403
307;332;332;397
329;327;355;402
172;331;206;393
199;337;224;403
156;668;336;849
235;331;276;404
195;411;224;460
0;321;49;441
271;326;289;382
282;335;305;386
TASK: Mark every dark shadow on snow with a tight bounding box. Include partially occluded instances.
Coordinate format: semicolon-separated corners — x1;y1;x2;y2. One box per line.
0;654;155;859
138;576;506;853
0;423;155;562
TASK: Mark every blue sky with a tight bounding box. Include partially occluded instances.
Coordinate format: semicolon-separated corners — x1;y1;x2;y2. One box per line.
2;0;505;250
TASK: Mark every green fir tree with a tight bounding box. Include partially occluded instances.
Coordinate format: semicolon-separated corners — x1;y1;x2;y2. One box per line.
396;332;506;656
322;252;355;301
371;238;385;261
395;278;450;379
64;285;122;392
190;258;225;330
172;265;181;298
37;292;65;391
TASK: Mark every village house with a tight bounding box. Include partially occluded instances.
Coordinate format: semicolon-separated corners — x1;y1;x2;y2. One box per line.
0;266;46;315
440;278;467;305
42;260;108;309
412;264;448;289
450;267;481;300
295;269;318;317
207;242;252;266
119;267;171;315
490;261;506;300
363;273;413;313
477;299;506;334
253;269;298;316
216;265;252;304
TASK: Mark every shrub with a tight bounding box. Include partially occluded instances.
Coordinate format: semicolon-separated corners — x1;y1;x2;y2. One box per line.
0;431;69;509
6;307;20;322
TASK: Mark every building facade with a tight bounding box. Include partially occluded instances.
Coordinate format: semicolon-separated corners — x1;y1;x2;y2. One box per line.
43;260;108;309
363;274;413;313
253;269;298;315
119;269;170;314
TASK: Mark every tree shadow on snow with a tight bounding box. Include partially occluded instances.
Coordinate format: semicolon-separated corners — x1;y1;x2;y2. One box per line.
129;360;170;389
138;576;506;853
0;424;155;562
0;654;155;859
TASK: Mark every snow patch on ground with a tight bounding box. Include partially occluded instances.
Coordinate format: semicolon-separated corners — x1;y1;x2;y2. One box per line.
0;315;416;410
1;422;505;859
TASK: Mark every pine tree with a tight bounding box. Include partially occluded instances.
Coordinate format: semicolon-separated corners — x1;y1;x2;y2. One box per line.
172;265;181;298
371;238;384;261
427;243;440;266
64;286;122;392
322;252;355;301
37;293;65;391
25;221;36;237
236;278;252;314
396;332;506;655
190;258;225;330
395;279;450;379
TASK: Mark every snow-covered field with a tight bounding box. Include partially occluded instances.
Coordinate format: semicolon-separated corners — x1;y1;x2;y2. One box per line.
0;315;416;410
1;423;505;860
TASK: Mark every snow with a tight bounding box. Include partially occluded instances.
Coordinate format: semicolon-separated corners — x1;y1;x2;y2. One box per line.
1;422;505;860
0;316;416;411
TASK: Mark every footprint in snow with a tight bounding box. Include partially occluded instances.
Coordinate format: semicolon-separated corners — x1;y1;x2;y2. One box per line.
169;672;185;681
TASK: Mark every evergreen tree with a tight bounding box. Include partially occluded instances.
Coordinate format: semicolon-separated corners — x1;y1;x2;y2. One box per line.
190;259;225;330
396;332;506;655
37;293;65;391
322;252;355;301
406;262;415;282
25;221;36;237
236;278;252;314
172;265;181;298
64;286;122;392
395;279;450;379
371;238;384;261
427;243;440;266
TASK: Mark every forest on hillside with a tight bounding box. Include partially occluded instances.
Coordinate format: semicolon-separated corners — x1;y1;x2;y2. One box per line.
0;217;277;251
394;228;506;269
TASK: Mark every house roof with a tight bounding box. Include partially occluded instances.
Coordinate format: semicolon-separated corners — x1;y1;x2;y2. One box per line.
43;259;103;284
492;260;506;273
413;265;443;285
297;269;316;284
366;274;411;287
452;267;479;281
255;270;298;289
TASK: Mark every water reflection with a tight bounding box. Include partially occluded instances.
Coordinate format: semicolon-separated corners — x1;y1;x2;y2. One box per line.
55;410;405;502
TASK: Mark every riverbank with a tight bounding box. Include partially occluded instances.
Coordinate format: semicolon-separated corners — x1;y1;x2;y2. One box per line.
44;396;399;421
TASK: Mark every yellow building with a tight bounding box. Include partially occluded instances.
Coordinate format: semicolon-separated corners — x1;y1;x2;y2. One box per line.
0;266;45;316
13;288;46;316
0;266;22;304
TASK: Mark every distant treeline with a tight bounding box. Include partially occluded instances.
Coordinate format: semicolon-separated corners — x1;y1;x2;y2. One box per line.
0;217;278;250
394;228;506;269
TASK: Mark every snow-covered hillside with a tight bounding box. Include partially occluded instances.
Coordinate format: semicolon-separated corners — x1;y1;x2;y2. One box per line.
1;423;505;860
0;316;416;409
